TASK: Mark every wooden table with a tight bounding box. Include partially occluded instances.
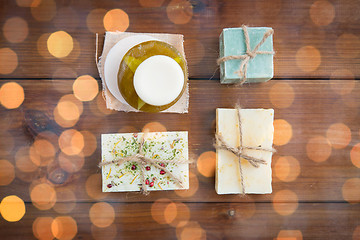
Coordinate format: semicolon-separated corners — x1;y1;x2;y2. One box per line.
1;0;360;239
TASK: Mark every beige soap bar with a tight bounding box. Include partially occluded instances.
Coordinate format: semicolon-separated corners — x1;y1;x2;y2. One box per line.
215;108;274;194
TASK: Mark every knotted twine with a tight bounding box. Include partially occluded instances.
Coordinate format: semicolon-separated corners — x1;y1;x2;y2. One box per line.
217;25;275;85
214;105;276;194
99;132;191;195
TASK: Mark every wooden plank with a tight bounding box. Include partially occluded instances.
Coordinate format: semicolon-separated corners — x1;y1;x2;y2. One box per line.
0;0;359;79
0;202;359;239
0;79;359;204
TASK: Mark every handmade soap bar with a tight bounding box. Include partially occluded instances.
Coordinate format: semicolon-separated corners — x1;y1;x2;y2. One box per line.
219;27;274;84
215;108;274;194
101;131;189;192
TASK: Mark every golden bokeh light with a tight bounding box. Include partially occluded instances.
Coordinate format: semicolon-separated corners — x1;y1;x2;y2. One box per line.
139;0;165;7
342;178;360;204
59;38;81;63
15;146;39;173
269;82;295;109
0;82;24;109
58;152;84;173
103;9;129;32
30;183;57;210
142;122;167;132
31;0;56;22
34;139;56;158
273;119;293;146
0;48;18;75
166;0;193;25
58;129;84;156
350;143;360;168
53;188;76;214
151;198;172;225
169;202;191;227
3;17;29;43
306;136;332;162
29;143;54;167
86;8;107;33
0;160;15;186
164;202;177;224
330;69;355;95
80;130;98;157
89;202;115;228
175;172;199;198
353;225;360;240
16;0;41;7
57;100;81;121
47;31;74;58
272;189;299;216
309;0;335;26
274;156;301;182
86;174;108;200
326;123;351;149
277;230;303;240
73;75;99;101
54;94;83;128
295;46;321;72
0;195;26;222
197;151;216;177
176;221;206;240
91;224;117;240
51;216;78;240
33;217;54;240
118;125;138;133
37;33;53;59
336;34;360;59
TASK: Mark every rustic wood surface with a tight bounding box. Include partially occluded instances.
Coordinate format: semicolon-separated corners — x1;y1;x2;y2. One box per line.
0;0;360;240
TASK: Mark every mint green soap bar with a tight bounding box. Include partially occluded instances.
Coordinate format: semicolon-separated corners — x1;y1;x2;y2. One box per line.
219;27;274;84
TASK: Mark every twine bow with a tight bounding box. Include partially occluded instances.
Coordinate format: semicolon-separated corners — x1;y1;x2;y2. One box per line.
214;105;276;194
217;25;275;85
99;132;191;195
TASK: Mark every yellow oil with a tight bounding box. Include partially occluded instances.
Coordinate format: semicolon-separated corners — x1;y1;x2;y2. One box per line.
118;40;187;112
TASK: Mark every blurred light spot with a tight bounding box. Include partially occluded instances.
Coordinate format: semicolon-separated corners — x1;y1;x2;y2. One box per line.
16;0;41;7
142;122;167;132
91;224;117;240
54;7;79;32
175;172;199;198
58;129;84;156
59;38;81;63
151;198;172;225
58;152;84;173
336;34;360;59
184;39;205;65
103;9;129;32
31;0;56;22
89;202;115;228
118;125;138;133
277;230;303;240
296;46;321;72
269;82;295;109
310;0;335;26
15;146;39;172
176;221;206;240
29;144;54;167
169;202;191;227
350;143;360;168
0;82;24;109
197;151;216;177
353;225;360;240
37;33;53;59
164;203;177;224
33;217;54;240
0;160;15;186
57;101;80;121
86;8;107;33
34;139;56;158
326;123;351;149
51;216;78;240
0;48;18;74
47;31;73;58
342;178;360;203
73;75;99;101
54;94;83;128
306;136;332;162
275;156;301;182
30;183;56;210
166;0;193;24
80;130;98;157
0;131;14;155
330;69;355;95
53;188;76;214
255;0;282;17
3;17;28;43
139;0;165;7
86;174;108;200
273;119;293;146
272;189;299;216
0;195;26;222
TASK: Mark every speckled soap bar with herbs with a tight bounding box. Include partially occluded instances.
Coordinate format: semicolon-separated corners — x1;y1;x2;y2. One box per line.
101;131;189;192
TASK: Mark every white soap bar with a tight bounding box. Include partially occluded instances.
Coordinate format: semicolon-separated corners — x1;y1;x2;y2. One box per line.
216;108;274;194
134;55;184;106
101;131;189;192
